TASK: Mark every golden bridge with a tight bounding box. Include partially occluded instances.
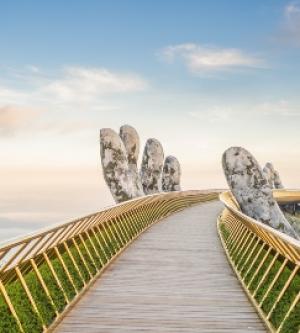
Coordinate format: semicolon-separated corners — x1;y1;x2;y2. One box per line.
0;190;299;332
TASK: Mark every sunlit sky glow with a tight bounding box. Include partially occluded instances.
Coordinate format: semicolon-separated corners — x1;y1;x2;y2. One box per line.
1;0;300;240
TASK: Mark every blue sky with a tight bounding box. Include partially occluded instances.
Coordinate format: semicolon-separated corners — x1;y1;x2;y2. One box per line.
1;1;273;64
1;0;300;239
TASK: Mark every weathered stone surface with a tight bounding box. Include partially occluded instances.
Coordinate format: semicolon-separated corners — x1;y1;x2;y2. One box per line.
100;128;136;203
222;147;299;239
119;125;139;166
140;138;164;195
162;155;181;191
263;162;284;189
119;125;143;196
101;125;182;201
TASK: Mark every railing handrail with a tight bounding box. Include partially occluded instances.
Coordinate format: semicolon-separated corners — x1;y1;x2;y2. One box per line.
0;190;206;251
0;190;218;333
0;190;220;273
220;190;300;263
219;189;300;333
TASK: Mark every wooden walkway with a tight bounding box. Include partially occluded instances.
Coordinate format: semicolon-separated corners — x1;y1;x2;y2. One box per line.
54;200;266;333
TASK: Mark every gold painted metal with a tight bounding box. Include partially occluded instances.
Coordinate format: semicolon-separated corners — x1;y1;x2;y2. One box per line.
277;290;300;332
84;230;104;266
71;238;93;278
236;233;256;267
253;252;279;297
243;242;265;281
0;280;24;333
62;242;86;285
54;247;78;294
78;234;97;272
30;258;59;316
259;258;288;307
219;190;300;333
15;266;47;330
247;247;271;288
43;252;69;303
266;265;299;319
0;190;218;333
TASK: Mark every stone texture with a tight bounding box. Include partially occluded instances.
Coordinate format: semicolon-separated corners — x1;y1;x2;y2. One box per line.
222;147;299;239
162;155;181;191
101;125;182;202
119;125;144;196
100;128;136;203
263;162;284;189
140;138;164;195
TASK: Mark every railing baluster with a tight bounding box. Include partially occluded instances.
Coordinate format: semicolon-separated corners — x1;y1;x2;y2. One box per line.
236;232;256;267
259;258;288;307
77;234;97;271
63;242;86;285
105;221;120;252
219;190;300;333
247;246;272;288
111;218;126;246
239;238;260;273
71;238;93;278
0;191;220;333
277;288;300;332
89;226;107;260
266;265;299;319
54;247;78;294
43;252;70;303
253;252;279;297
0;280;24;333
30;258;59;316
84;230;105;267
94;225;112;259
15;266;47;330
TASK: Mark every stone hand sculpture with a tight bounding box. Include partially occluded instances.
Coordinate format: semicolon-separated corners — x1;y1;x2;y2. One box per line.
119;125;144;197
100;128;137;203
100;125;181;203
222;147;299;239
140;138;164;195
263;162;284;189
162;156;181;192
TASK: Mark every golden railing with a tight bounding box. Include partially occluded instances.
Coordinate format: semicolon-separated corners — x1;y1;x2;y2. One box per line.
0;190;218;333
218;190;300;333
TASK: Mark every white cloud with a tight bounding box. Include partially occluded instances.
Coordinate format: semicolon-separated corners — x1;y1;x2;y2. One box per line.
161;43;264;74
279;2;300;46
0;66;147;135
41;67;147;102
0;66;147;105
285;2;300;18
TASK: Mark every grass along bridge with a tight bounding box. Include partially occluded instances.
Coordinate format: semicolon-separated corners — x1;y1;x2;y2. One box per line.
0;190;299;332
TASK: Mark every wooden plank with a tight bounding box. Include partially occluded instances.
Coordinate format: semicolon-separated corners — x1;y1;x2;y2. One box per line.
54;201;266;333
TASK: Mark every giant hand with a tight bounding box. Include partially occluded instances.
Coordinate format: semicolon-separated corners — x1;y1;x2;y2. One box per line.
222;147;299;239
100;125;182;203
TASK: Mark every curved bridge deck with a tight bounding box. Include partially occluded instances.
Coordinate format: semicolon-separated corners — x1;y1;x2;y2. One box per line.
54;200;265;333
